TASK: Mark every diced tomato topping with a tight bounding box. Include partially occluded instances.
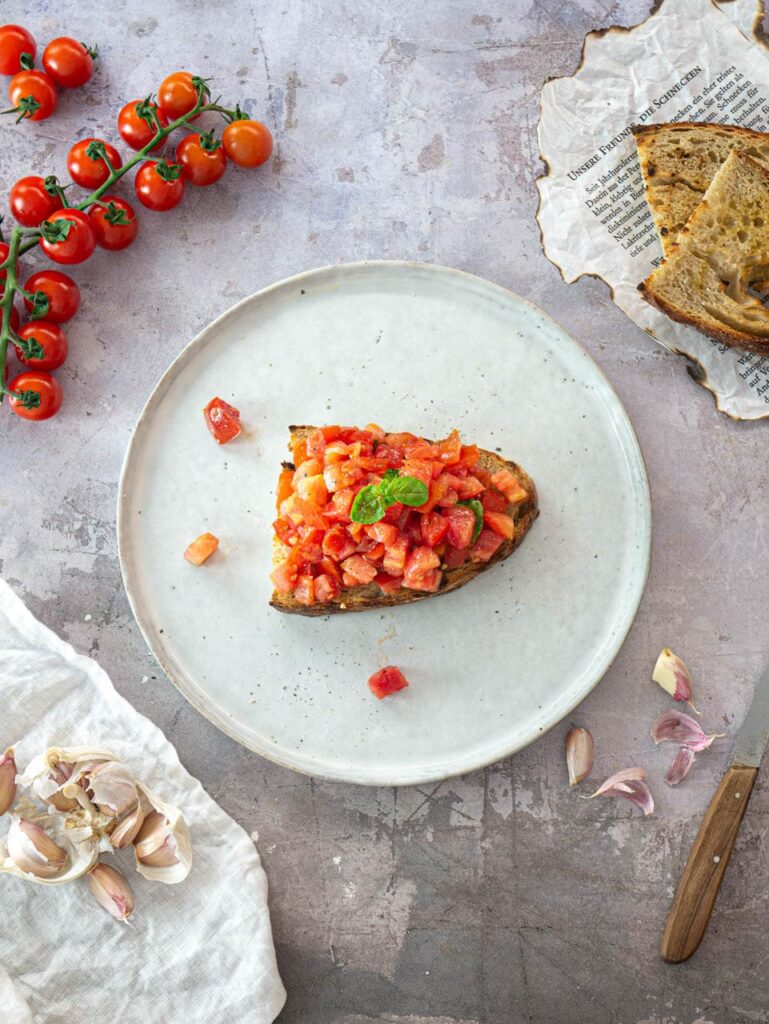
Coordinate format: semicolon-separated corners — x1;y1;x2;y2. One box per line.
375;572;403;594
294;575;316;605
484;511;515;540
271;427;521;599
368;665;410;699
340;554;378;584
443;544;468;569
446;506;475;549
314;573;341;603
421;510;449;547
322;524;357;561
383;535;408;575
276;468;294;509
403;546;440;589
470;529;504;563
203;397;241;445
482;488;508;513
184;532;219;565
490;468;528;504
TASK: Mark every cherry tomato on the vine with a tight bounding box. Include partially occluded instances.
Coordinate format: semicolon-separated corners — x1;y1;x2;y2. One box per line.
8;69;57;122
67;138;123;189
0;25;35;75
88;195;138;250
9;305;20;333
8;370;62;420
0;241;19;285
39;209;96;265
117;98;168;151
134;160;185;211
42;37;95;89
13;321;68;371
23;270;80;322
9;175;63;227
157;71;207;120
222;119;273;168
176;132;227;186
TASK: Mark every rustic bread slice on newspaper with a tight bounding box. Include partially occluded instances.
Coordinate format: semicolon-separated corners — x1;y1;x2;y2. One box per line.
633;122;769;254
639;150;769;352
271;425;538;616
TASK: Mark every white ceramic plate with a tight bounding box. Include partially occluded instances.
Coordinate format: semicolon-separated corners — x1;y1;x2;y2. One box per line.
118;261;650;786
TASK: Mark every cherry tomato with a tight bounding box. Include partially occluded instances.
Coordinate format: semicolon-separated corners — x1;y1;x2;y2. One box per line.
176;133;227;186
88;195;138;250
8;69;57;122
67;138;123;189
23;270;80;322
222;119;273;168
134;160;184;212
8;370;62;420
9;175;63;227
157;71;206;119
39;209;96;265
117;99;168;151
14;321;68;371
0;241;18;286
42;37;95;89
9;304;19;333
0;25;35;75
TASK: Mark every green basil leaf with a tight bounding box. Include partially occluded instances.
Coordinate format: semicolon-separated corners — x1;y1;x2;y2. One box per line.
350;485;387;524
389;475;429;507
378;468;399;504
458;499;484;544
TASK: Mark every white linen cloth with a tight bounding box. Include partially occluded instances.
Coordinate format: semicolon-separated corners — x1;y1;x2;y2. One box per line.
0;579;286;1023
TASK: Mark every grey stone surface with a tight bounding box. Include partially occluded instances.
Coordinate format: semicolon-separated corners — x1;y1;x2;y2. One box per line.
1;1;768;1021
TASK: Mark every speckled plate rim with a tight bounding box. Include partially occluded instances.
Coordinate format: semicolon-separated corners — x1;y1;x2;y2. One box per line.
117;260;652;786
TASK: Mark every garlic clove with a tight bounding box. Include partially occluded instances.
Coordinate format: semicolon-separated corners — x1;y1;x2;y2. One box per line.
0;748;17;816
585;768;654;816
651;710;724;752
109;802;146;849
87;863;134;921
652;648;698;712
85;761;139;818
6;817;68;878
133;788;192;884
565;727;594;786
665;746;696;786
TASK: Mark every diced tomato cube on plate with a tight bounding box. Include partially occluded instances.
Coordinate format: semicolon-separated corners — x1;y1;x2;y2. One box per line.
490;468;528;504
368;665;410;699
482;488;508;513
203;397;241;445
484;511;515;539
403;545;441;588
445;505;475;549
383;535;408;575
184;532;219;566
421;510;449;547
294;575;315;605
375;572;403;594
340;553;378;584
271;560;298;592
443;544;468;569
314;573;341;603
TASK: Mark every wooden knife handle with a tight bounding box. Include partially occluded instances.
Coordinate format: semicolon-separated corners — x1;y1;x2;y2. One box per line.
661;763;757;963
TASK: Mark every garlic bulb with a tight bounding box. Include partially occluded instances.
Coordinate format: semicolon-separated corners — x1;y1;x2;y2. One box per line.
133;787;192;884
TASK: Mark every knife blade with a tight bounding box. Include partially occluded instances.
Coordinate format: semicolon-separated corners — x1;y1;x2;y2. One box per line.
730;660;769;768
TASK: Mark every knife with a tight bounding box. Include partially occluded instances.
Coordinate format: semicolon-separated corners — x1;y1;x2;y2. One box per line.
661;663;769;963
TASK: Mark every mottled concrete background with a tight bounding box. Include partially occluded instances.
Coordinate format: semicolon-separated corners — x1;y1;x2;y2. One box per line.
1;1;768;1021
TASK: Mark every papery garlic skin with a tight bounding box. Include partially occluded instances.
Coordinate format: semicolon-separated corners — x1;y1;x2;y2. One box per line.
565;727;594;786
6;817;68;879
665;747;696;786
652;648;698;711
0;749;17;816
85;761;139;817
88;863;134;921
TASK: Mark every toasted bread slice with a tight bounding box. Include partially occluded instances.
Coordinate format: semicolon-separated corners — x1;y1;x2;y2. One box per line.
639;151;769;353
633;122;769;255
271;426;538;616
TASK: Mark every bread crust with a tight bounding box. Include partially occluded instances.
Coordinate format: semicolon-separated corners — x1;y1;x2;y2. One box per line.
270;427;539;615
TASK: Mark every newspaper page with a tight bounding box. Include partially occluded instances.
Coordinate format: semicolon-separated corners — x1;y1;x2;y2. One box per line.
537;0;769;419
